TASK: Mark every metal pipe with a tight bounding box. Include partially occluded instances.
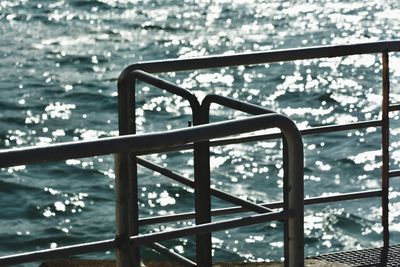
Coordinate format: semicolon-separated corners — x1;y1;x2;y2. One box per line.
208;120;385;158
0;115;298;169
131;70;200;112
137;157;273;214
276;117;304;267
116;71;135;267
381;51;390;248
303;189;382;206
138;189;382;226
146;243;197;267
201;94;301;266
201;94;304;267
202;94;276;115
211;120;382;148
389;170;400;177
131;211;293;246
134;119;382;156
202;95;276;266
114;153;133;267
119;41;400;77
121;69;202;266
193;109;212;266
196;94;277;266
282;137;290;265
388;104;400;112
0;239;115;266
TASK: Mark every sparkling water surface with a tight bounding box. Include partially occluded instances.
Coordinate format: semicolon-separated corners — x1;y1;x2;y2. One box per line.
1;0;400;265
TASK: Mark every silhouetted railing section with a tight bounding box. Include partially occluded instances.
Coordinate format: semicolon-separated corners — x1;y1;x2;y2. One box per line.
0;40;399;267
0;114;304;267
117;70;304;267
118;40;400;266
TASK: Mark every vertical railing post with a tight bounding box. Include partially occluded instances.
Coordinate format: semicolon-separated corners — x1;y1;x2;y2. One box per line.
196;94;279;267
193;105;212;267
381;51;390;248
279;119;304;267
117;73;141;267
114;153;131;267
128;81;141;266
120;70;203;266
282;138;290;265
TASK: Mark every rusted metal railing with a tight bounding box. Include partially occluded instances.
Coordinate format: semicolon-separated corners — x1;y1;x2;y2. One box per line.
0;113;304;267
117;40;400;265
1;39;400;267
117;69;304;266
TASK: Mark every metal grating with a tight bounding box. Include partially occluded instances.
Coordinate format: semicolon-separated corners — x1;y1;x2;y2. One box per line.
309;244;400;266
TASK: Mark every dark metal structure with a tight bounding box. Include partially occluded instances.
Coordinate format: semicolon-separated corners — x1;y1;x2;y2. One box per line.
0;113;304;267
118;68;305;267
116;40;400;266
0;40;399;266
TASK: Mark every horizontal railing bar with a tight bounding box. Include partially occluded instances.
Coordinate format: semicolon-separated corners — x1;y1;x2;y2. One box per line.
133;70;197;105
202;94;276;115
0;239;115;266
0;210;291;266
300;120;382;135
146;243;197;267
0;210;290;266
389;105;400;112
132;70;200;112
139;211;195;225
137;157;273;214
119;40;400;76
389;170;400;178
0;114;291;168
132;210;292;246
135;143;193;155
137;156;195;187
135;119;382;156
303;189;382;205
139;189;382;226
210;119;382;147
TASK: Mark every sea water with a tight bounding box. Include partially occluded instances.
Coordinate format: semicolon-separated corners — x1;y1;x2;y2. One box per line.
1;0;400;265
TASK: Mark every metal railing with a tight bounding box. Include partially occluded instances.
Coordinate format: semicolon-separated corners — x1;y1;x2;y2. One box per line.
0;113;304;267
1;39;399;267
117;40;400;265
117;69;304;266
